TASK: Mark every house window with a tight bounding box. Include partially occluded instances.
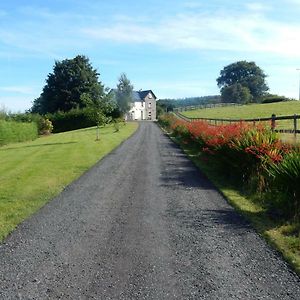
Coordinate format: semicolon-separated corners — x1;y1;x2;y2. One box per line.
141;101;144;107
148;102;151;108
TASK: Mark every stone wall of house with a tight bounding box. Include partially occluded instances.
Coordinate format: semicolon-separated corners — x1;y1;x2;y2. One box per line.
144;92;157;120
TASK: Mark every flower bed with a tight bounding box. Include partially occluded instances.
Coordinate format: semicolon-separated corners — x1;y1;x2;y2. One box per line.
159;114;300;219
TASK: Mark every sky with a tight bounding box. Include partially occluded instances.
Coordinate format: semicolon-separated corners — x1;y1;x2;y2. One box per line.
0;0;300;112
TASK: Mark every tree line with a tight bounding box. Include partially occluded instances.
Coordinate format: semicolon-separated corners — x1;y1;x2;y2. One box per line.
21;56;293;132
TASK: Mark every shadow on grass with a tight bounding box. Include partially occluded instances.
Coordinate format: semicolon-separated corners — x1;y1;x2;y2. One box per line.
0;141;78;151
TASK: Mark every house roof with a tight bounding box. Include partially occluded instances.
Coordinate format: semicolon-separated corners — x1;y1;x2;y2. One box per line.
110;89;157;102
133;90;157;101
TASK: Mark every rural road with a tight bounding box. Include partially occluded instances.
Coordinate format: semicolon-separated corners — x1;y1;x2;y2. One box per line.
0;122;300;299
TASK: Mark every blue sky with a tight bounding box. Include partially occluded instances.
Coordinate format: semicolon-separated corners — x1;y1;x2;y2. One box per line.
1;0;300;111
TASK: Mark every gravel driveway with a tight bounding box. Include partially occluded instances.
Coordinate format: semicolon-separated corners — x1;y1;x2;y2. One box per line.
0;121;299;299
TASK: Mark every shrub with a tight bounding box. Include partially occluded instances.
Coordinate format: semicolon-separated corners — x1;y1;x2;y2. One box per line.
0;120;38;146
38;118;53;135
9;113;53;135
261;95;290;103
159;113;300;219
47;108;95;133
158;114;173;128
267;151;300;218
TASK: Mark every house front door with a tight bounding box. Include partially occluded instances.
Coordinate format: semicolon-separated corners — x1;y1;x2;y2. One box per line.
141;111;143;120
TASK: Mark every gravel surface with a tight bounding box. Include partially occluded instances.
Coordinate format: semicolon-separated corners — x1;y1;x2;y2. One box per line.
0;121;300;299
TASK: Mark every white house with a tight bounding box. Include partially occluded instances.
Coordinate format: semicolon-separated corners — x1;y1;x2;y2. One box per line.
126;90;157;121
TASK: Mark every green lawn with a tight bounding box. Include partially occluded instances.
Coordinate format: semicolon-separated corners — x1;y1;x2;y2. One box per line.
0;123;138;241
181;101;300;143
182;101;300;119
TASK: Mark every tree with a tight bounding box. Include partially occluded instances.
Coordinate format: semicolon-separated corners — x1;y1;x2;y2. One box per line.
115;73;133;116
217;61;269;102
81;91;115;140
31;55;104;114
221;83;253;104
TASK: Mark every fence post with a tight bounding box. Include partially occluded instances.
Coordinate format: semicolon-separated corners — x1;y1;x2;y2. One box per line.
271;114;276;131
294;114;297;137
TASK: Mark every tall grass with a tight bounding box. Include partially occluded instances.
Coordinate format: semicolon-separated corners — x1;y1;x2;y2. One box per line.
0;120;38;146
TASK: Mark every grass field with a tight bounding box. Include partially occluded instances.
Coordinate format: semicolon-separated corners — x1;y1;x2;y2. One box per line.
181;101;300;143
182;101;300;119
0;122;138;241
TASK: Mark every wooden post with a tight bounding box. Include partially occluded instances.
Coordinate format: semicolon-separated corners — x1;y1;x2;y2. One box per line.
271;114;276;131
294;114;297;137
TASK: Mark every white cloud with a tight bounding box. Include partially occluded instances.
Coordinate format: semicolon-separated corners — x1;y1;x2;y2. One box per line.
81;11;300;58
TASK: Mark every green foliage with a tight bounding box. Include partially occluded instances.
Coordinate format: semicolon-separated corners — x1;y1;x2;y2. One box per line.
221;83;253;103
267;151;300;218
9;113;52;135
113;119;120;132
0;120;38;146
0;105;9;120
217;61;269;102
160;114;300;219
31;55;104;114
158;95;221;111
47;108;95;133
115;73;134;116
156;101;167;117
81;92;116;140
158;114;173;128
261;95;291;104
38;118;53;135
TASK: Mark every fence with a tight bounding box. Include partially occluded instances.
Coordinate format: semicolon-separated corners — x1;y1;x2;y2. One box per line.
174;112;300;136
174;102;241;112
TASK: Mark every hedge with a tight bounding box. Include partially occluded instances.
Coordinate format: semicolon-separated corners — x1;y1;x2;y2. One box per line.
46;108;96;133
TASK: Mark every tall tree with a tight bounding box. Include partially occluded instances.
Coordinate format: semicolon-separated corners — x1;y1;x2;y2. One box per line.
115;73;134;116
217;61;269;102
221;83;253;104
31;55;104;114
